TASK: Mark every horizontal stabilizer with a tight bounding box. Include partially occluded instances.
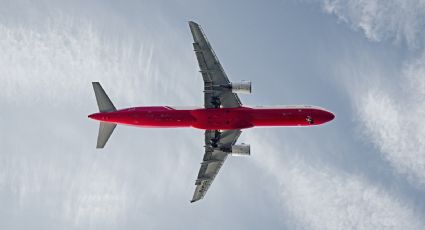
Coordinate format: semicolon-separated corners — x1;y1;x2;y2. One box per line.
96;122;117;148
92;82;116;112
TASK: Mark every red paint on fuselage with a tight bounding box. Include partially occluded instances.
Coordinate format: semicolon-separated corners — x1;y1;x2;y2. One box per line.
88;106;334;130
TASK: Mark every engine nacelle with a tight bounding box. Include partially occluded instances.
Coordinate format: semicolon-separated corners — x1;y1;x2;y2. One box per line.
231;144;250;156
230;81;251;94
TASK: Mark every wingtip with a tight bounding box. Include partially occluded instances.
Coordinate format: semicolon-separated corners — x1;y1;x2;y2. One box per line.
96;142;105;149
188;21;198;26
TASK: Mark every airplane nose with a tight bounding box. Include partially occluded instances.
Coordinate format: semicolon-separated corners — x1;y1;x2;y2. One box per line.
325;111;335;122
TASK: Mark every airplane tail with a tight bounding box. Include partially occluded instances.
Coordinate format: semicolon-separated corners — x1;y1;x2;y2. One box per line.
92;82;117;148
92;82;116;112
96;122;116;148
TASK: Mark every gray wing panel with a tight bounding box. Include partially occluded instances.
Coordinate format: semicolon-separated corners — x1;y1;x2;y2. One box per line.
189;21;242;108
191;130;242;202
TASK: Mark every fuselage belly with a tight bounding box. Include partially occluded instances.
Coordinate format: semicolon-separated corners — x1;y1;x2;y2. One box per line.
88;106;335;130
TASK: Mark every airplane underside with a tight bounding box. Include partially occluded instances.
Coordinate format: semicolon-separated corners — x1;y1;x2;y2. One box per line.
89;106;334;130
88;21;335;202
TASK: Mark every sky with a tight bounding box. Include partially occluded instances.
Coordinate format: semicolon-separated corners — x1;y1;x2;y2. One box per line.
1;0;425;229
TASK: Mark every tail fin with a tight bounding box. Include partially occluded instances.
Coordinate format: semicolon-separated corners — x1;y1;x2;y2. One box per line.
92;82;116;112
91;82;117;148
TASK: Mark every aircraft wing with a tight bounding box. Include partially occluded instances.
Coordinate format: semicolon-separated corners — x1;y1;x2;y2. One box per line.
191;129;242;202
189;21;242;108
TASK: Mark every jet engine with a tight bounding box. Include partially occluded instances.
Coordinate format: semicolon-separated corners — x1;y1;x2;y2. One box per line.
230;81;251;94
231;143;250;156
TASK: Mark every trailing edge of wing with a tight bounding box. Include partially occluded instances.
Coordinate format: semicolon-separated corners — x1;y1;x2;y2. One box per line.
191;130;242;203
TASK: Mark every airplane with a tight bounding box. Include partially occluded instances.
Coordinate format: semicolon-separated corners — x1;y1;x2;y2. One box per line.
88;21;335;203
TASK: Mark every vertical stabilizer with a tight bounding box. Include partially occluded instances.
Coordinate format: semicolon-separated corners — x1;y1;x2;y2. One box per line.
92;82;116;112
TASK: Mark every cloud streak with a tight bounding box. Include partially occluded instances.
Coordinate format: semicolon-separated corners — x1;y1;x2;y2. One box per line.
355;53;425;186
0;15;159;107
320;0;425;49
309;0;425;190
248;132;423;229
0;12;200;228
2;1;425;229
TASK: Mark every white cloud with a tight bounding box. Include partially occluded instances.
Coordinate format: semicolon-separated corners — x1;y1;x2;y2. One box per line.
310;0;425;189
0;16;149;106
3;1;425;229
319;0;425;49
0;13;197;108
353;53;425;187
248;132;423;230
295;0;425;225
0;12;200;228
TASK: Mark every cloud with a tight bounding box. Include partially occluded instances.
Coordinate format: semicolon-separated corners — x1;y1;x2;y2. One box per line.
248;132;423;229
319;0;425;49
308;0;425;189
0;13;198;108
3;1;425;229
0;15;147;227
0;16;150;106
0;11;201;229
353;53;425;187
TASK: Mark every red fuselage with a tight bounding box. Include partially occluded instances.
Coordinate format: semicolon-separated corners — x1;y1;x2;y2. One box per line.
88;106;334;130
